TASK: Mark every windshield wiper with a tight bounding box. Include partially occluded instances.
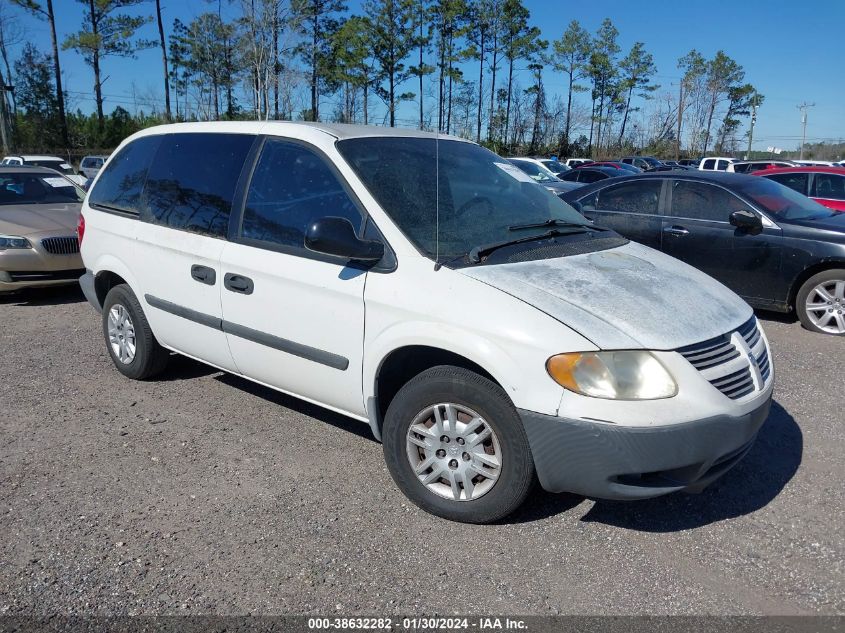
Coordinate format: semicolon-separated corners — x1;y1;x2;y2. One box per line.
468;227;590;264
508;218;602;231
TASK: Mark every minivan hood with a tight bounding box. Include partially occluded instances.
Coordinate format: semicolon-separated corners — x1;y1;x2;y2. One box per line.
460;241;752;350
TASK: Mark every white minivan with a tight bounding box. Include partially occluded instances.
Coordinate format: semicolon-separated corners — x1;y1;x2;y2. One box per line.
78;122;774;523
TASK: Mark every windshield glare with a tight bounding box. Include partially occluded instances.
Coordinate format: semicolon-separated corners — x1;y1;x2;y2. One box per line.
0;173;83;204
738;177;834;221
509;160;558;183
336;138;590;260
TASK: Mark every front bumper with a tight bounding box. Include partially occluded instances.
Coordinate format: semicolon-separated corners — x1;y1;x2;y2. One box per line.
519;396;772;500
0;238;83;292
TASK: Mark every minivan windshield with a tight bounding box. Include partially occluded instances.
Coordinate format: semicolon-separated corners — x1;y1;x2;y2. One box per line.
736;177;835;221
336;138;593;261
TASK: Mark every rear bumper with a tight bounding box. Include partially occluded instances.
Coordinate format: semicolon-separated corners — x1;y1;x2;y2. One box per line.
519;397;771;500
79;269;102;312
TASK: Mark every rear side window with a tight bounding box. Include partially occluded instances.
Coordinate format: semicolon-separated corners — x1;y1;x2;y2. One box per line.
141;133;255;238
89;136;161;215
560;171;580;182
732;163;750;173
596;180;662;214
578;170;605;183
716;160;730;171
702;159;715;170
765;172;809;195
240;139;363;250
670;180;745;222
812;173;845;200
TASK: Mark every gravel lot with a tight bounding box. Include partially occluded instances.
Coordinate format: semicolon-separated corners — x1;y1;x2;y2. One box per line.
0;285;842;616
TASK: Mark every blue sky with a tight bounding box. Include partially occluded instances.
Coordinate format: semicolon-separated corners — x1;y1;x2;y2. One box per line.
8;0;845;152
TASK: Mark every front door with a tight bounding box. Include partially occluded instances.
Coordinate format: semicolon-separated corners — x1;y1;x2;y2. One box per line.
219;138;368;418
661;178;782;304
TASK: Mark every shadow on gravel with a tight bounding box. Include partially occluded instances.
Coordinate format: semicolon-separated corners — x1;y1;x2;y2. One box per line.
0;284;85;306
215;372;377;443
579;400;802;532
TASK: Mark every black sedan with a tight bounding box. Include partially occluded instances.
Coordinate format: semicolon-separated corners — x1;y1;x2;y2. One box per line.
561;171;845;335
559;166;622;184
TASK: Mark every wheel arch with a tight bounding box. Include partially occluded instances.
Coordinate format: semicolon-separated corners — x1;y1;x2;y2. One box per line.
368;345;508;442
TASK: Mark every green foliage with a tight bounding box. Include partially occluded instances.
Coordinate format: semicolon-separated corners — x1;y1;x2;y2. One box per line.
12;43;61;148
62;0;154;64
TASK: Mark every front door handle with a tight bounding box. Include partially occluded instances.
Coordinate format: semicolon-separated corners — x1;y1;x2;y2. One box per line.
663;225;690;237
190;264;216;285
224;273;254;295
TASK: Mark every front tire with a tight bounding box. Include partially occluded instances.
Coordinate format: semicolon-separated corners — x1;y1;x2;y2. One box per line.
382;366;535;523
102;284;169;379
796;269;845;335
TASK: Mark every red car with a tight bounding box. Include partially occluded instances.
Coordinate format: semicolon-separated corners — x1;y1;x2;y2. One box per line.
753;166;845;212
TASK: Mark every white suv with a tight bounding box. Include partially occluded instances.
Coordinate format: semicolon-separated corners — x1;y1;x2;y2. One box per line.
78;122;774;523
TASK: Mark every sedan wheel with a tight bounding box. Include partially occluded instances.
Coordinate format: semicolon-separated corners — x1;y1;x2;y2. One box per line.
804;280;845;334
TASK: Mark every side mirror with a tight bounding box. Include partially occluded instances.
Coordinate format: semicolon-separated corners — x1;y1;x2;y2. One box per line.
305;216;384;263
729;209;763;235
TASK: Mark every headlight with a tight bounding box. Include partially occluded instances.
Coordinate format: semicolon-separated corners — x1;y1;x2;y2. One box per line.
0;235;32;249
547;351;677;400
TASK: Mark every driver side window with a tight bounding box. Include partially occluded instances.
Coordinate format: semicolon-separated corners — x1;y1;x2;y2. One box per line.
670;180;746;221
241;139;363;249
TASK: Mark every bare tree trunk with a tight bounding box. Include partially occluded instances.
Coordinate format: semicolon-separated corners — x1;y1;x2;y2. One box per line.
45;0;69;146
617;85;633;145
418;9;424;130
487;39;497;141
273;2;279;119
88;0;105;128
363;81;368;125
504;54;514;147
155;0;171;121
475;29;484;142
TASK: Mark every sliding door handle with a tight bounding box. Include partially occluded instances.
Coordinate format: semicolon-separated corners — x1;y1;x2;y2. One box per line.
224;273;254;295
190;265;216;285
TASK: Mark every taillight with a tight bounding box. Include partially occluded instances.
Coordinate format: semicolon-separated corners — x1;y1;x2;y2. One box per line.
77;213;85;244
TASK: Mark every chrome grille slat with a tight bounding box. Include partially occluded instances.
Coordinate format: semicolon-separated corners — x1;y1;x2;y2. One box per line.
677;316;771;401
41;236;80;255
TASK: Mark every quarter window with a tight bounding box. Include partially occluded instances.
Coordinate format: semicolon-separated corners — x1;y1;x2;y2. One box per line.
89;135;162;215
241;139;363;249
596;180;662;214
141;133;254;237
765;172;809;195
670;180;745;222
812;173;845;200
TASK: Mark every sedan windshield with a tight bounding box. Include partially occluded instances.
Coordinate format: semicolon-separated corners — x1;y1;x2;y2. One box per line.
737;177;834;221
0;173;84;205
336;138;592;261
508;160;559;183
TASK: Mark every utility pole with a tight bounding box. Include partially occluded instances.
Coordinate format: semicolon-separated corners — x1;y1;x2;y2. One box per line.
0;82;12;154
675;81;684;161
746;96;758;160
797;102;815;160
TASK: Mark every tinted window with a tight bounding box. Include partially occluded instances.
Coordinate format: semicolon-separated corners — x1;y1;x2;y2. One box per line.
0;172;83;204
765;172;809;195
141;133;254;237
702;159;715;170
736;177;833;221
560;170;581;182
596;180;662;214
241;139;362;249
670;180;745;221
90;136;162;214
812;173;845;200
578;170;607;183
716;160;730;171
732;163;751;173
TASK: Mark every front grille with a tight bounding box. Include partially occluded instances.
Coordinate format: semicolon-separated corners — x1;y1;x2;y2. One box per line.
677;316;772;400
41;236;80;255
8;269;85;282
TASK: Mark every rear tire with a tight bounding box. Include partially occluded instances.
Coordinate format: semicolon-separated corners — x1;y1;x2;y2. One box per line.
382;365;535;523
796;269;845;336
102;284;169;379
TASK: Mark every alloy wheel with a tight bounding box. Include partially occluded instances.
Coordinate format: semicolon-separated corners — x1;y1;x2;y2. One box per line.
107;303;137;364
805;280;845;334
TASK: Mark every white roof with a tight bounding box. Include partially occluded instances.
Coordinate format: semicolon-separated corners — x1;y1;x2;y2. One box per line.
131;120;471;143
4;155;66;161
